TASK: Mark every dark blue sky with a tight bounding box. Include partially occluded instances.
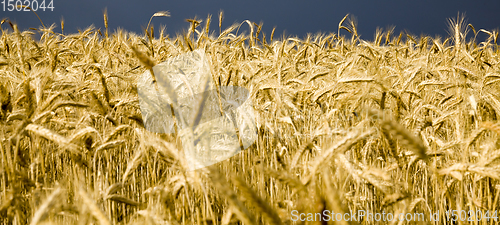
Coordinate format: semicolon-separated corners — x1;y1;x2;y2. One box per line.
2;0;499;41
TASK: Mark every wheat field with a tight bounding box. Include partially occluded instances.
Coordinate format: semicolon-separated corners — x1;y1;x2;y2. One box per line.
1;12;500;224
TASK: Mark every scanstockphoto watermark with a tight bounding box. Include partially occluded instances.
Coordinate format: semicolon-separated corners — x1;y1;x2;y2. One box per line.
138;49;258;171
290;210;425;222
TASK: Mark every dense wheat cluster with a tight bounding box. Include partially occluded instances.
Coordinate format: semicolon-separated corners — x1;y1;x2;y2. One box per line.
1;12;500;224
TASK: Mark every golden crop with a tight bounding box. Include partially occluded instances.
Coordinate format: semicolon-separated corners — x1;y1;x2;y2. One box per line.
0;12;499;224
